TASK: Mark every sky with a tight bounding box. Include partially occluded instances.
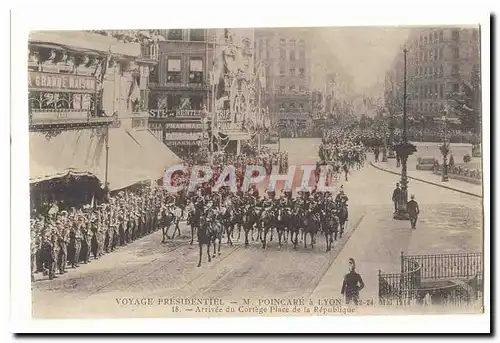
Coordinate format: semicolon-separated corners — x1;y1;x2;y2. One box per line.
317;27;411;97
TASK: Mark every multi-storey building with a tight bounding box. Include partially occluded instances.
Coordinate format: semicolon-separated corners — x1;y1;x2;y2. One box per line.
385;27;480;124
28;30;180;212
148;28;255;155
254;28;312;128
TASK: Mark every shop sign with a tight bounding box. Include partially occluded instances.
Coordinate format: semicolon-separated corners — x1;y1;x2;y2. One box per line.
164;123;204;130
165;132;203;141
149;109;206;118
165;140;204;146
28;71;96;93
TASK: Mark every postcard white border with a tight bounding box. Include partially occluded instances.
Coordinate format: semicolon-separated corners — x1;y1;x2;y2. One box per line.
7;0;492;336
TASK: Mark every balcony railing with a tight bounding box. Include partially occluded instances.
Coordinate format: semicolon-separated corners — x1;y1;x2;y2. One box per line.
28;92;114;126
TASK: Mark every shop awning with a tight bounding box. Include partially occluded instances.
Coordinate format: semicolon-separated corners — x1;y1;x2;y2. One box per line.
29;128;182;191
127;129;183;173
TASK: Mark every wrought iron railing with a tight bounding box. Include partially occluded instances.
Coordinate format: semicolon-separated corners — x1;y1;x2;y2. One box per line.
28;91;113;126
379;258;422;306
403;252;482;280
379;251;483;307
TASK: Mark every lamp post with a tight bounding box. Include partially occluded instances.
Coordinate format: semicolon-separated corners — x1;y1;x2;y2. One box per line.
387;79;396;159
394;47;415;221
440;105;450;182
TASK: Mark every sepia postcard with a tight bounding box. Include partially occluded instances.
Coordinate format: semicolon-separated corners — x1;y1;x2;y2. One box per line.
10;4;491;334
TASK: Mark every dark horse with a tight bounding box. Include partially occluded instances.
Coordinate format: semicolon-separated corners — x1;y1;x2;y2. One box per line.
337;203;349;238
218;206;234;246
197;216;213;267
321;210;339;252
301;210;321;249
259;208;274;249
242;205;260;247
274;207;289;248
187;206;203;245
288;208;302;249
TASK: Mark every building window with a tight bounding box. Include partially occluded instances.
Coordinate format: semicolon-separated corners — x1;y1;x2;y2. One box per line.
299;50;305;60
280;49;286;60
167;94;181;110
434;32;439;43
280;39;286;46
452;83;459;92
289;39;296;48
454;47;460;58
428;33;433;43
189;29;205;41
299;68;305;77
279;103;285;111
289;101;296;109
289;68;295;76
299;86;306;93
189;58;203;83
290;50;296;61
166;58;182;83
298;103;304;110
439;31;444;42
452;64;460;76
289;85;295;93
419;36;423;45
439;65;444;76
452;29;460;41
279;86;285;94
439;84;444;99
280;67;285;77
167;29;183;40
424;36;427;45
434;84;438;98
299;39;305;46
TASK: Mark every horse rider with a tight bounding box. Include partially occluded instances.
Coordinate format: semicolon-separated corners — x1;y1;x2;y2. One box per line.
335;186;349;205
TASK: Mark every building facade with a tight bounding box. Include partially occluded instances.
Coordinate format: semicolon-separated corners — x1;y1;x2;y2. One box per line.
254;28;312;128
385;27;480;123
28;30;180;212
148;28;256;155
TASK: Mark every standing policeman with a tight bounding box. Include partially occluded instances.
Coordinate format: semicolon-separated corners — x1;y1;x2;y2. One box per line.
341;258;365;305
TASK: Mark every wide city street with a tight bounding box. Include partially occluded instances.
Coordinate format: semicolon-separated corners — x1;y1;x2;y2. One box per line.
31;138;483;318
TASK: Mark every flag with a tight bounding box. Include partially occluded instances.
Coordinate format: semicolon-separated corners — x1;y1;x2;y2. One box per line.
128;77;140;103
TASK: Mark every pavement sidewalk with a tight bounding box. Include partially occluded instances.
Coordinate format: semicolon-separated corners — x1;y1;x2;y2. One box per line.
312;199;482;302
371;160;482;198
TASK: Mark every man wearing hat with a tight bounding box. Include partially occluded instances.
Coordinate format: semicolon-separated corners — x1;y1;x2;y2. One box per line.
341;258;365;305
407;194;420;230
57;221;69;274
391;183;401;214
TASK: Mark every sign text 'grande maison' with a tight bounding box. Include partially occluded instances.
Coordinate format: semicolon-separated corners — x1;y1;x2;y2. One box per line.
28;71;97;93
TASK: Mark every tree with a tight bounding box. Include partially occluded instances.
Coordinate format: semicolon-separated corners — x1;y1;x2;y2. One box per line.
448;68;481;133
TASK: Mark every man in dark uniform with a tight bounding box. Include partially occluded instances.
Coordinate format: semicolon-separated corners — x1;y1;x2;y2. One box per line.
341;258;365;305
391;183;401;214
57;223;68;274
407;194;420;230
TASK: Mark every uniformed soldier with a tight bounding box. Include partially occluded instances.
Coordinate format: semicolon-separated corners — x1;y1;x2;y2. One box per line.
81;216;91;264
30;222;38;282
49;228;59;279
70;220;81;268
57;222;69;274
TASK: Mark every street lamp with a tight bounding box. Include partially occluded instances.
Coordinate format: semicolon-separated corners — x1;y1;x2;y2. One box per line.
393;47;417;221
439;105;451;182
